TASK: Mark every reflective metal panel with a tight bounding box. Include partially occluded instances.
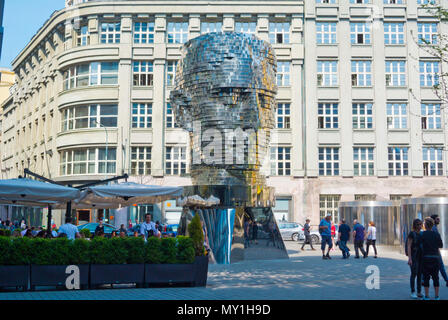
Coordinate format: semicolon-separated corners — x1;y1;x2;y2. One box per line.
339;201;400;246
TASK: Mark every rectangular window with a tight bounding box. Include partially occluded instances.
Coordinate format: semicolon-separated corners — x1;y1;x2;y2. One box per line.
101;22;121;44
277;62;290;86
350;23;371;44
133;61;154;87
384;23;405;45
421;103;441;130
166;103;178;128
201;21;222;34
167;22;189;44
235;22;256;35
276;103;291;129
318;103;338;129
388;147;409;176
419;61;440;87
165;146;187;175
60;148;116;176
76;25;90;46
387;103;407;129
350;0;370;3
270;147;291;176
384;0;404;3
316;0;337;3
353;147;375;176
166;61;178;86
316;22;337;44
351;61;372;86
317;61;338;86
131;103;152;128
418;23;438;45
385;60;406;86
134;22;155;44
318;147;340;176
269;22;290;44
131;146;152;176
61;104;118;132
417;0;436;4
423;147;443;176
63;62;118;90
354;194;377;201
352;103;373;129
319;195;341;223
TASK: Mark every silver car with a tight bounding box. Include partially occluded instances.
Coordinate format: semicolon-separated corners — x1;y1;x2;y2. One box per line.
278;222;321;243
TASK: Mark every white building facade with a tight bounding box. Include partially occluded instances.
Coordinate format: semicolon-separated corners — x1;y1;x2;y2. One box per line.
0;0;447;226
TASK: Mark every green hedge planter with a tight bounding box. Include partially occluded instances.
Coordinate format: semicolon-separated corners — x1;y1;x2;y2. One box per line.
30;265;89;291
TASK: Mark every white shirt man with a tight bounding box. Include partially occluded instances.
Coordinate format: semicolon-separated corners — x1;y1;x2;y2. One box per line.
140;214;160;239
58;217;80;240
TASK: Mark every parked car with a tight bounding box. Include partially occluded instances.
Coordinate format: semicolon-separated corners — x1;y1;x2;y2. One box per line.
163;224;178;237
77;222;118;237
278;222;321;243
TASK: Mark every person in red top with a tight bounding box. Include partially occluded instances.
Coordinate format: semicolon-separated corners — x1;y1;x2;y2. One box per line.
331;223;336;251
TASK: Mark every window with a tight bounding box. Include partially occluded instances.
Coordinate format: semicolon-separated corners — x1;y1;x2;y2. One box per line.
270;147;291;176
350;0;370;3
63;62;119;90
100;22;121;44
387;103;407;129
384;0;404;3
421;103;441;130
316;0;336;3
60;148;116;176
167;22;189;44
384;23;404;45
423;147;443;176
131;103;152;128
317;61;338;86
388;147;409;176
165;146;187;175
350;23;371;44
166;61;178;86
318;103;338;129
419;61;439;87
201;21;222;34
235;22;256;35
131;147;152;176
417;0;436;4
316;22;337;44
133;61;153;87
318;147;340;176
277;62;290;86
276;103;291;129
319;195;341;223
353;147;375;176
269;22;290;44
352;103;373;129
385;61;406;86
134;22;154;44
76;25;89;46
351;61;372;86
61;104;118;131
354;194;377;201
166;103;178;128
418;23;438;45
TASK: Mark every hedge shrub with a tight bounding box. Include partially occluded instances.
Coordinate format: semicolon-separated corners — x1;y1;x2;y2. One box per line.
144;237;162;264
79;228;92;239
176;236;195;264
188;214;205;256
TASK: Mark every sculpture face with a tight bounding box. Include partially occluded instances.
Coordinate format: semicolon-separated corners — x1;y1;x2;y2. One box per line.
170;32;277;186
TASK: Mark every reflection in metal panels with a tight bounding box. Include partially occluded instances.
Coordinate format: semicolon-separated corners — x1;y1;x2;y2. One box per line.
338;201;400;246
401;197;448;255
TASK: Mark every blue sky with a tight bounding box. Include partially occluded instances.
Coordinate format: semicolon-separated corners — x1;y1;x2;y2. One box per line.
1;0;64;69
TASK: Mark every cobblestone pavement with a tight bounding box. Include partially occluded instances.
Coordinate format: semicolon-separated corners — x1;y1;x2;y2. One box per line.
0;241;446;300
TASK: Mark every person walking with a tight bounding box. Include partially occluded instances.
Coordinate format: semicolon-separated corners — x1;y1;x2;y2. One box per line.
337;219;351;259
319;214;333;259
57;217;80;240
420;217;443;300
365;221;378;258
430;214;448;287
301;219;315;251
353;219;367;259
407;218;423;299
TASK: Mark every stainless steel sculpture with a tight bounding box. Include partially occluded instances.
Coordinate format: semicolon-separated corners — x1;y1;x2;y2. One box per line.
171;32;288;263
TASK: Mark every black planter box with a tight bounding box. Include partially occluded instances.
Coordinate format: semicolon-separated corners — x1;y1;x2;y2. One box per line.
145;263;195;286
90;264;144;287
193;255;209;287
30;265;89;290
0;265;30;291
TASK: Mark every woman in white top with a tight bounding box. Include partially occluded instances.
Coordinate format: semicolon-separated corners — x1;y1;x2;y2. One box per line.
365;221;378;258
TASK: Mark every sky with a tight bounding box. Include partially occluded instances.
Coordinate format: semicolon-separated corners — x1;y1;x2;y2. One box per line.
0;0;64;69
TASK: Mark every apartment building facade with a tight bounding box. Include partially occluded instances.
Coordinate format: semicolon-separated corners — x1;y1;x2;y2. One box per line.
0;0;447;226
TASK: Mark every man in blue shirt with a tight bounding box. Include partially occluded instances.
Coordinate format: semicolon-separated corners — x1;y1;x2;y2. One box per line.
319;214;333;259
352;219;367;259
140;213;160;240
58;217;80;240
338;219;351;259
430;214;448;287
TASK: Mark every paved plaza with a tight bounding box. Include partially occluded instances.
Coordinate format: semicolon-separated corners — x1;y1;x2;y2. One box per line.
0;241;446;300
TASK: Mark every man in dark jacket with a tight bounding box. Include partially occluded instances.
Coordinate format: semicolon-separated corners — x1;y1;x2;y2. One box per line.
430;214;448;287
338;219;351;259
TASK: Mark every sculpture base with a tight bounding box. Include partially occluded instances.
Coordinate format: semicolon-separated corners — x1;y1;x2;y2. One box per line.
178;206;289;264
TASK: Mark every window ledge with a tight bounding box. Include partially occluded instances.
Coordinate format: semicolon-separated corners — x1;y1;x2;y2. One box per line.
353;128;375;132
422;129;443;133
352;86;373;89
387;129;409;132
385;44;406;47
386;86;408;89
318;85;339;89
316;43;338;46
351;44;372;47
318;128;339;132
